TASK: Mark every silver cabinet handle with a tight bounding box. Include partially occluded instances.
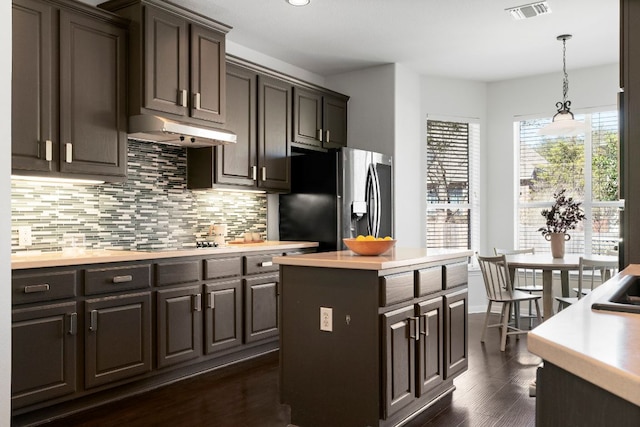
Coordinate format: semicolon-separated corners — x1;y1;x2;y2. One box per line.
194;93;201;110
179;89;188;107
260;261;273;267
45;140;52;161
409;316;420;341
69;312;77;335
251;166;257;181
112;275;133;284
261;167;267;182
208;292;214;309
24;284;50;293
89;309;98;332
326;129;330;144
65;143;73;163
193;294;202;312
317;128;323;141
421;313;429;337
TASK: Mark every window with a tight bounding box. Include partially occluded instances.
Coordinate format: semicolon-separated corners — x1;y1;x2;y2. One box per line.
426;118;480;252
516;110;621;255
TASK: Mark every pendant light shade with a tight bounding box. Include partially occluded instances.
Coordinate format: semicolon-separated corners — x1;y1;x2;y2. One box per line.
538;34;585;136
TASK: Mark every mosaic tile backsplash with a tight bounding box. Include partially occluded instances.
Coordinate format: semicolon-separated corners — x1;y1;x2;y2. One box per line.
11;140;268;253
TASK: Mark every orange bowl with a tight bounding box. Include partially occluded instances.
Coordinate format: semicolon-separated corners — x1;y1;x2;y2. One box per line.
343;238;396;256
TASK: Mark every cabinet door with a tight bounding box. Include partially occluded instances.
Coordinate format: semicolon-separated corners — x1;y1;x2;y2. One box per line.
12;302;77;409
416;297;444;397
190;24;225;123
217;64;257;186
323;94;348;149
204;279;242;354
292;87;323;149
257;74;291;191
85;292;152;388
59;9;127;177
157;285;203;368
444;288;468;379
12;0;56;173
143;5;189;116
244;274;279;343
382;305;416;419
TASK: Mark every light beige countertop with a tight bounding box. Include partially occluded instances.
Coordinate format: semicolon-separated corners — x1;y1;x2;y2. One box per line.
528;264;640;407
273;247;473;270
12;241;319;270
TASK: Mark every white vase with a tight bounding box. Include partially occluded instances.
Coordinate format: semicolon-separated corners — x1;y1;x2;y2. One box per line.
546;232;570;258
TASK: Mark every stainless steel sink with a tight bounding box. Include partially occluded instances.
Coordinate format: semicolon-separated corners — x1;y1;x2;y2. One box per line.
592;275;640;314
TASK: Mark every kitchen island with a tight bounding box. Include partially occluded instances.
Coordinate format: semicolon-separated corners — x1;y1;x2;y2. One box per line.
273;248;472;427
528;264;640;426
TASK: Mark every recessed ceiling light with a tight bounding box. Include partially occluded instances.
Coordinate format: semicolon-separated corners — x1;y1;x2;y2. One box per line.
286;0;310;6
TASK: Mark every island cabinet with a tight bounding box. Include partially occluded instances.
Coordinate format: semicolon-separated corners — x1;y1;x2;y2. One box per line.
277;249;471;427
292;86;348;150
100;0;229;126
12;0;128;181
187;63;291;192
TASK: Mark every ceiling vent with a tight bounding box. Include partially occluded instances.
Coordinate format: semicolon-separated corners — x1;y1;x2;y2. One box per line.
506;2;551;20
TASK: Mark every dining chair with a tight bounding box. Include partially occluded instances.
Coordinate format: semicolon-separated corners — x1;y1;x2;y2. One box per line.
494;247;542;328
477;253;542;351
555;256;619;311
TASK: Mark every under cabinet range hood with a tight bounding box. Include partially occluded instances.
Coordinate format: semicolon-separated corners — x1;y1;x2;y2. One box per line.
127;115;237;147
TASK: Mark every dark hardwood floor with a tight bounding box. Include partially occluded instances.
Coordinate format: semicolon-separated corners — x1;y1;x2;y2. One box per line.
36;313;541;427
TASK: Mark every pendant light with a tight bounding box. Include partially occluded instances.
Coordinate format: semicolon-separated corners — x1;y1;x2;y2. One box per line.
538;34;585;136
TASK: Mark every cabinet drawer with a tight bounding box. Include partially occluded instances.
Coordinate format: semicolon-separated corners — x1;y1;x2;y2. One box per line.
156;260;201;286
85;264;151;295
204;257;242;280
12;270;77;305
444;262;468;289
380;272;414;306
416;266;443;296
244;253;281;275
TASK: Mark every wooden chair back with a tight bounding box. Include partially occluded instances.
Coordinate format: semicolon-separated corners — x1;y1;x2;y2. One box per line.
494;247;537;288
477;254;514;301
577;257;619;298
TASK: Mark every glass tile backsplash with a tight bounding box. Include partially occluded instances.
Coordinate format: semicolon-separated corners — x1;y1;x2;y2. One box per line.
11;140;267;253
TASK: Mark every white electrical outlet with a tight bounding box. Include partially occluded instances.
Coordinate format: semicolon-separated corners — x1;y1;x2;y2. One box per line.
320;307;333;332
18;226;32;247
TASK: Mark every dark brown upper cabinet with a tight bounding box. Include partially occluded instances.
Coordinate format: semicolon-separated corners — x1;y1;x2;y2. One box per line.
12;0;128;181
187;63;291;192
100;0;229;126
293;86;348;150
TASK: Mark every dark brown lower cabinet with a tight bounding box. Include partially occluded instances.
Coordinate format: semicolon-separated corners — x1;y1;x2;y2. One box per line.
444;288;468;379
382;305;416;419
417;296;444;397
243;274;279;343
84;292;152;388
204;279;242;354
12;302;78;409
156;285;203;368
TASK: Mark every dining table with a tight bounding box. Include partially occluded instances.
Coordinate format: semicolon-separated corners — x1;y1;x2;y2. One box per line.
505;253;618;320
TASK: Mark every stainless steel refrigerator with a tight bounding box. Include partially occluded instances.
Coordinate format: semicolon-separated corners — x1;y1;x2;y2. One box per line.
279;147;393;252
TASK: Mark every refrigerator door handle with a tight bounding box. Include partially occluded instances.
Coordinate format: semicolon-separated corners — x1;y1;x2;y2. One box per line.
372;164;382;237
366;163;382;237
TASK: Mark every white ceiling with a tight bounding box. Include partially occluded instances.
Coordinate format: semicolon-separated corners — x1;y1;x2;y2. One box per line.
85;0;619;82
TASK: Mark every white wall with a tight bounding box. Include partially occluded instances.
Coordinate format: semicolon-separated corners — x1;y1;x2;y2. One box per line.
485;64;619;254
2;0;12;421
393;64;422;247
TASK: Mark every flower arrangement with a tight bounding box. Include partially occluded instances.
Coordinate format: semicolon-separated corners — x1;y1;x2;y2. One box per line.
538;189;586;238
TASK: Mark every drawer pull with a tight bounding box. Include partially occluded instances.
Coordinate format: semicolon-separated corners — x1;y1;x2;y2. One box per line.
112;275;133;284
69;312;77;336
260;261;273;267
193;294;202;312
89;310;98;332
24;284;50;293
